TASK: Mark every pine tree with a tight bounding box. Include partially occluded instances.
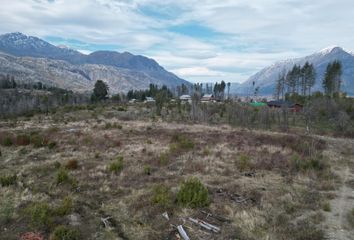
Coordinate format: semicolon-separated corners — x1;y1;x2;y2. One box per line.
91;80;109;102
323;60;342;97
274;70;286;100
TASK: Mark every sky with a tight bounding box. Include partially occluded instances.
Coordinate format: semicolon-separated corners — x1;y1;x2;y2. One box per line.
0;0;354;83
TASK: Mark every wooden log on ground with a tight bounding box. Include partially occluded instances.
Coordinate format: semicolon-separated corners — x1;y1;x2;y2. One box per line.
177;225;190;240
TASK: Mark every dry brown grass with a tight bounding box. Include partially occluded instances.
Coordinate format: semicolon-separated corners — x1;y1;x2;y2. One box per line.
0;106;352;240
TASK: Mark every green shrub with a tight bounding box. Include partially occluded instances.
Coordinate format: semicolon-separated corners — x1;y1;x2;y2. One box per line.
322;202;331;212
237;154;253;172
55;197;73;217
56;168;70;185
151;185;173;207
54;161;61;169
170;134;195;153
177;178;210;208
0;197;14;224
291;154;327;172
25;202;52;229
144;165;151;175
348;208;354;228
31;134;48;148
0;174;17;187
48;141;57;149
159;152;169;165
2;137;13;147
51;225;81;240
109;156;124;174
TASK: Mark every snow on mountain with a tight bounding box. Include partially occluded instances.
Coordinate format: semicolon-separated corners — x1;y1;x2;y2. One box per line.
235;46;354;95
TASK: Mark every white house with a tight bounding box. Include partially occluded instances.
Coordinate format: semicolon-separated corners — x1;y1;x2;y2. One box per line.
179;95;192;103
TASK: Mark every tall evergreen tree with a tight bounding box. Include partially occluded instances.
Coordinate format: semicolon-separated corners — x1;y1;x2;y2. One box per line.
323;60;342;97
91;80;109;102
274;70;286;100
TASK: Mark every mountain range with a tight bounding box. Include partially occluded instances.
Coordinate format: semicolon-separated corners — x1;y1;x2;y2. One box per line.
0;32;190;93
235;46;354;96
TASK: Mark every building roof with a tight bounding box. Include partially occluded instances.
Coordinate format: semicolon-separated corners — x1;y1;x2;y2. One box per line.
267;100;296;108
250;102;267;107
180;95;191;100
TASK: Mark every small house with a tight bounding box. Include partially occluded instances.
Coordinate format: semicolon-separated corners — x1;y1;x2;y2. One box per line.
145;97;155;103
267;100;303;112
180;95;192;103
201;94;214;102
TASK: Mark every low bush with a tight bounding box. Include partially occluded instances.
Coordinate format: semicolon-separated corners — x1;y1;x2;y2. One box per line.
0;197;14;224
25;202;52;229
144;165;151;175
55;197;73;217
2;136;13;146
65;160;79;170
159;152;169;165
237;154;253;172
104;122;123;130
322;202;331;212
31;134;48;148
16;134;31;146
48;141;57;149
348;208;354;228
56;168;70;185
151;185;173;208
0;174;17;187
291;154;328;173
50;225;81;240
109;156;124;174
169;134;195;154
177;178;210;208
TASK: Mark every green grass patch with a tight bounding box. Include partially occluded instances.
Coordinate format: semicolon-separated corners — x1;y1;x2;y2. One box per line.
51;225;81;240
109;156;124;174
0;174;17;187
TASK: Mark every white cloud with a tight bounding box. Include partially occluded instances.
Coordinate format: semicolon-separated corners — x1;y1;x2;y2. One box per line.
0;0;354;83
172;67;224;77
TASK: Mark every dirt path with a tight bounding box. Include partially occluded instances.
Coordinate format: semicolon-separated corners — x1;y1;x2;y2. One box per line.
325;161;354;239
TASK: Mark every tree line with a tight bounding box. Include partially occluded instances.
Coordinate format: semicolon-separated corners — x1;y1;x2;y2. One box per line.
274;60;343;100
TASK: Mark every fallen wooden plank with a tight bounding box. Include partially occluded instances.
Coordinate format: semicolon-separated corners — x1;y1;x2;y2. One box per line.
188;217;220;233
177;225;190;240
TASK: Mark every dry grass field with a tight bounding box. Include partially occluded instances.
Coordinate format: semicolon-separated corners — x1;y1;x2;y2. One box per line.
0;105;353;240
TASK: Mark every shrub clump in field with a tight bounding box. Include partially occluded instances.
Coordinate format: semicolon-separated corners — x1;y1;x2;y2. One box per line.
177;178;210;208
25;202;53;229
55;197;73;217
0;174;17;187
169;134;195;154
348;208;354;228
291;154;328;173
16;134;31;146
151;185;173;208
65;160;79;170
50;225;81;240
31;134;48;148
109;156;124;174
144;165;151;175
0;196;14;224
236;154;253;172
2;136;13;147
56;168;72;185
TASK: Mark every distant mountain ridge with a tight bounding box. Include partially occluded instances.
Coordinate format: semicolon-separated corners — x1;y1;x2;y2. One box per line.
236;46;354;95
0;32;190;93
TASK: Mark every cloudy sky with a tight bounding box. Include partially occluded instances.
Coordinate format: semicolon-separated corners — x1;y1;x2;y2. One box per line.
1;0;354;83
